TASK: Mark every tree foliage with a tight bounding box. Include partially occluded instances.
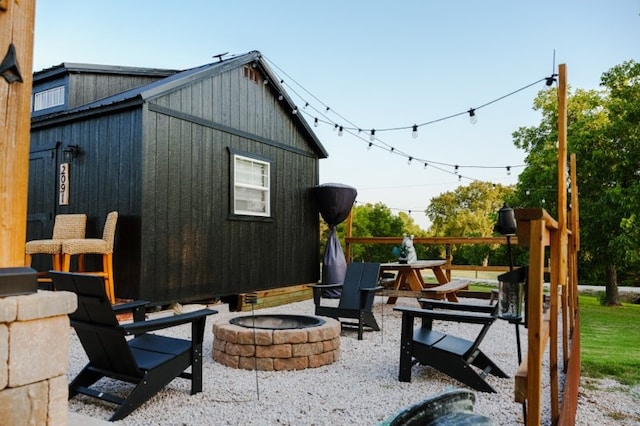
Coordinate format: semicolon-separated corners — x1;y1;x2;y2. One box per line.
320;202;438;263
510;60;640;304
426;181;516;265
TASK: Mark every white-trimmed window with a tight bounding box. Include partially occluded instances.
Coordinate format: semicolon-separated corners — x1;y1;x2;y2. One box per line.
33;86;65;111
233;154;270;216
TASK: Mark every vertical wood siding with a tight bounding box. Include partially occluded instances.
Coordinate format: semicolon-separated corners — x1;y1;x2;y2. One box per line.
140;66;320;302
29;60;321;304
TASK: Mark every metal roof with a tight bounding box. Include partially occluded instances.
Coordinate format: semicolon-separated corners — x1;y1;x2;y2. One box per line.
32;51;327;157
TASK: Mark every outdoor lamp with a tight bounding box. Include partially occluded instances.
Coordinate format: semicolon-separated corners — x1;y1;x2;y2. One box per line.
63;144;81;161
494;203;526;371
0;44;23;84
494;203;517;236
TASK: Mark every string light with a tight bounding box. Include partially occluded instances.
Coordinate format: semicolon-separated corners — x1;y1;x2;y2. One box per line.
338;126;344;136
278;93;283;101
261;55;546;181
292;106;298;115
407;156;412;165
506;166;511;175
468;108;477;124
333;124;338;132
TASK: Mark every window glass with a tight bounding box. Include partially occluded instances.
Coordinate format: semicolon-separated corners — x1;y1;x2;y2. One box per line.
234;155;270;216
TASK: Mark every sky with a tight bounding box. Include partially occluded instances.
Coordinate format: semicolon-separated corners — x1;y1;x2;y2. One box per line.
32;1;639;230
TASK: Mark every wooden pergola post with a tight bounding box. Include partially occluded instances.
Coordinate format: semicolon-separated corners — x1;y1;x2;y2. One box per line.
0;0;35;268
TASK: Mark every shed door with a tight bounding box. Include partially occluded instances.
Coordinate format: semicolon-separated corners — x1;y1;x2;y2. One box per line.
26;141;60;270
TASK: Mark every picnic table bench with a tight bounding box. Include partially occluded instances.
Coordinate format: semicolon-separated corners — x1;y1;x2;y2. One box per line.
421;279;470;302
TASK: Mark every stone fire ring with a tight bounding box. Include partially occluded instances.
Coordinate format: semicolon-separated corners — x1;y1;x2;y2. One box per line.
212;315;341;371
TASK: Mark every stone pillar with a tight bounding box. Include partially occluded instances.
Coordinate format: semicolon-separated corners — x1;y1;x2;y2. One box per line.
0;291;77;425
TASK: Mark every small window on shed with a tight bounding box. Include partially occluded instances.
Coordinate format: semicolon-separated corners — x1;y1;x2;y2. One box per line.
33;85;65;111
243;65;259;84
233;154;271;217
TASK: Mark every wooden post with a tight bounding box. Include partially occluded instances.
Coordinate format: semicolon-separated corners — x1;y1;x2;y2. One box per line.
345;208;353;263
557;64;569;287
0;0;36;267
526;218;547;426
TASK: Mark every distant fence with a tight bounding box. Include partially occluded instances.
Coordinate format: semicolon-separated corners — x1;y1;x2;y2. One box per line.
344;236;516;282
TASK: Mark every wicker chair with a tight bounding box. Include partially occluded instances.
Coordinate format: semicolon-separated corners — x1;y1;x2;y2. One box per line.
25;214;87;275
61;211;118;303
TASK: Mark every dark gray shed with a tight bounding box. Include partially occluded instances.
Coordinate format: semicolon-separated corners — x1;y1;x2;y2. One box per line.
27;51;328;304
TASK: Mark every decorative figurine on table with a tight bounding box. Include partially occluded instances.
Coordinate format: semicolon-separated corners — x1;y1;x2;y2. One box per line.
392;234;417;264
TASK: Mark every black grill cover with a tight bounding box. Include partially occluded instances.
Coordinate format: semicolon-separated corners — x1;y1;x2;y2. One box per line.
315;183;357;298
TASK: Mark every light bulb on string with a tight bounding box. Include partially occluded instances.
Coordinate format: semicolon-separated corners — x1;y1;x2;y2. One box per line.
367;142;372;150
389;147;394;154
314;118;318;127
278;93;283;101
292;107;298;115
333;124;338;132
412;124;418;139
303;102;309;109
506;166;511;175
458;175;462;182
423;162;428;169
338;126;344;136
454;165;459;174
370;129;376;141
468;108;477;124
407;156;412;165
263;79;269;86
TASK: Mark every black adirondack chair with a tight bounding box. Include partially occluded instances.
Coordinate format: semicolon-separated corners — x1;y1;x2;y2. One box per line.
394;299;508;393
50;271;217;421
311;262;382;340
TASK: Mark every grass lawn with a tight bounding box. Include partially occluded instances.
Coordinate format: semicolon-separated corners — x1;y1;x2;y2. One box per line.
580;294;640;385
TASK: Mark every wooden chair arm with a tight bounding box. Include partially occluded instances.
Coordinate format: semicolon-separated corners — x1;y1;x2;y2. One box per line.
417;299;497;314
394;306;495;325
121;309;217;335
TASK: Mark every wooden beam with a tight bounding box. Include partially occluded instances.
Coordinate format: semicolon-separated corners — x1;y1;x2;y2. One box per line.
0;0;36;267
515;308;551;403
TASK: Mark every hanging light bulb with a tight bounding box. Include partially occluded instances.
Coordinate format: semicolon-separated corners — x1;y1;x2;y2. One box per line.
263;79;269;85
314;118;318;127
454;165;459;174
325;106;330;112
278;94;284;101
506;166;511;175
303;102;309;109
370;129;376;141
423;162;428;169
412;124;419;139
333;124;338;132
468;108;477;124
367;142;372;150
407;156;412;165
458;175;462;182
292;107;298;115
338;126;344;136
389;147;394;154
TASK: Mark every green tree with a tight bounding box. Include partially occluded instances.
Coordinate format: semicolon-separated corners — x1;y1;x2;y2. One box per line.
426;181;515;265
319;203;431;263
511;60;640;305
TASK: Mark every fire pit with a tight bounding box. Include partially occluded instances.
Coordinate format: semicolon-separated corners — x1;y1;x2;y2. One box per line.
213;314;340;371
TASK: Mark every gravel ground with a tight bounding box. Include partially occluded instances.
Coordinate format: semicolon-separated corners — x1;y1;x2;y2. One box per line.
67;297;640;425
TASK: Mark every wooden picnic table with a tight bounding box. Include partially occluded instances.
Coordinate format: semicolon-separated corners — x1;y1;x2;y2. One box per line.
380;260;452;304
